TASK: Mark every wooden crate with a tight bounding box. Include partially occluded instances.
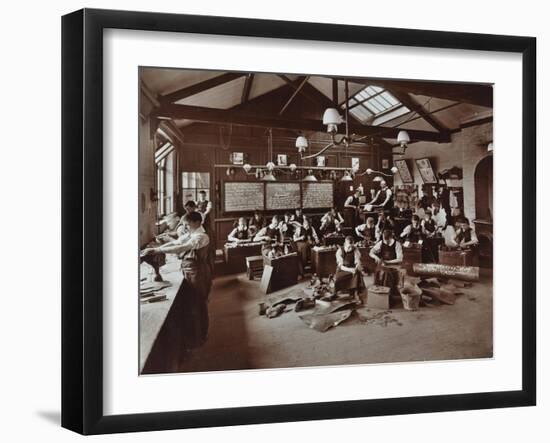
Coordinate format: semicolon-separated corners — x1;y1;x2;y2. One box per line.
246;255;264;280
438;248;475;266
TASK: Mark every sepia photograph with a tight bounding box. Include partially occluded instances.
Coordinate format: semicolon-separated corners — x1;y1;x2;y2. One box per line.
138;68;493;375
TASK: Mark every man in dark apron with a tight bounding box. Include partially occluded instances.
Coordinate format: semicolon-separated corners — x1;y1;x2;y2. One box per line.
141;211;212;359
334;235;365;297
344;189;362;227
355;216;378;244
452;217;479;249
400;215;424;243
366;180;394;211
293;216;320;275
370;228;404;295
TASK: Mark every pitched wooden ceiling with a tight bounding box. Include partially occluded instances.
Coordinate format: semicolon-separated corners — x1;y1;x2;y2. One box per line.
141;67;493;145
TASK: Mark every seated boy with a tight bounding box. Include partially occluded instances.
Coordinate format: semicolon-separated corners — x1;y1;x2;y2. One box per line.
400;215;424;244
355;217;378;244
227;217;250;243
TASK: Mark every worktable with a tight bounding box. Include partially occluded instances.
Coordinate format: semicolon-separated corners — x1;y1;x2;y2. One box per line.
223;241;265;273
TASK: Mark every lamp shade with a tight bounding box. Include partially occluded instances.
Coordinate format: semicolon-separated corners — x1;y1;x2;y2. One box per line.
397;130;410;146
340;171;353;182
390;166;398;174
322;108;343;126
302;170;318;182
295;136;308;149
261;171;277;181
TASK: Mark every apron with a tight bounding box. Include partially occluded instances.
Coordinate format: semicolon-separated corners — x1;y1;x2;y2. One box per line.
235;228;249;240
424;219;436;235
405;225;423;243
335;247;364;292
166;244;212;354
374;188;393;209
295;226;314;271
374;241;400;294
362;226;377;243
344;196;359;227
321;219;337;236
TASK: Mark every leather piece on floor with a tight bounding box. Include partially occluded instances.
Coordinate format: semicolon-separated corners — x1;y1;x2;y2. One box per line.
299;309;353;332
312;299;358;316
140;280;172;295
266;291;303;307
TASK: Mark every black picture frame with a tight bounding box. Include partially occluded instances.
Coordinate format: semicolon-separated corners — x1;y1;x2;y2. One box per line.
415;157;439;184
394;159;414;184
62;8;536;435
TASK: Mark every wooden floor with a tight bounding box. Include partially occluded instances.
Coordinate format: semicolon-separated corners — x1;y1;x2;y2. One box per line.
166;271;493;374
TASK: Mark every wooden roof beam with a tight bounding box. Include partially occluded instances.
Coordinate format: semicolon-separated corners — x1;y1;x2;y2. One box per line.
333;77;493;108
241;73;254;104
152;103;449;143
385;87;450;134
159;72;247;104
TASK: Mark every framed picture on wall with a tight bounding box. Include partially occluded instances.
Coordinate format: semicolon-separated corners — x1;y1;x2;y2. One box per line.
230;152;244;165
316;155;326;167
62;8;535;435
277;154;288;166
394;159;414;184
381;158;390;169
415;157;438;184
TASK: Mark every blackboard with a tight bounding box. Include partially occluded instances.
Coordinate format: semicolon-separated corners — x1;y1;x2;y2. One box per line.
302;182;334;208
224;182;265;212
265;182;301;210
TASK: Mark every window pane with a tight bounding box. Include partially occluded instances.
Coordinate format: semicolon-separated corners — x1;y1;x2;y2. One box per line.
365;99;384;113
381;91;398;106
196;172;210;188
182;188;197;202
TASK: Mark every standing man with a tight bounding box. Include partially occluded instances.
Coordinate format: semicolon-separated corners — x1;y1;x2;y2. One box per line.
141;211;212;353
430;200;447;232
196;190;215;271
293;216;320;276
196;190;212;226
344;189;362;227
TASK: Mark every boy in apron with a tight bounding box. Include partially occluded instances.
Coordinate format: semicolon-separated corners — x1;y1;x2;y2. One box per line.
334;235;365;298
141;211;212;357
370;228;404;295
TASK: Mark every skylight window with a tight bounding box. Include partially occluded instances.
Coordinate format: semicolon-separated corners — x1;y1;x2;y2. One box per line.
342;85;408;125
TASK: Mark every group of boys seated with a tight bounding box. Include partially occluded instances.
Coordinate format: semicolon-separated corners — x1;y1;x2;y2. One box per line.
225;197;479;286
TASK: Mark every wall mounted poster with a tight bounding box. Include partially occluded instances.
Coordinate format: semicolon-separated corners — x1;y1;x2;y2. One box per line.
394;159;414;183
416;158;438;184
265;182;301;210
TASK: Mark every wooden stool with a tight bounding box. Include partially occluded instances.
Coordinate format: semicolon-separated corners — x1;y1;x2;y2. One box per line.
246;255;264;280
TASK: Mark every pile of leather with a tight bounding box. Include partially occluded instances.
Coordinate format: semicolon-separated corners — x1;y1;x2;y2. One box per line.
417;277;473;306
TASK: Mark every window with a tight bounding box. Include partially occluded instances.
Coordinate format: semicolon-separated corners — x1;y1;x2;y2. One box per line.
181;172;211;205
342;85;408;125
155;143;175;217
